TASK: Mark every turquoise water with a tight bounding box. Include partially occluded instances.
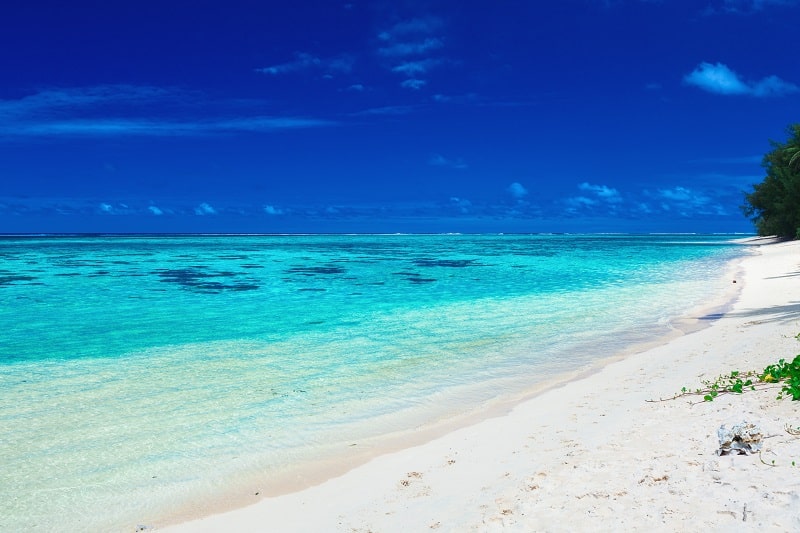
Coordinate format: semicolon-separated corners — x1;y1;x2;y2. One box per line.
0;234;745;531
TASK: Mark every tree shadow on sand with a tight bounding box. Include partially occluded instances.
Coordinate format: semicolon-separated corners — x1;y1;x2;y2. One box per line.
706;301;800;324
764;271;800;280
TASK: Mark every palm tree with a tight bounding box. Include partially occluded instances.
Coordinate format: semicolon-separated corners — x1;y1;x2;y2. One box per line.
787;145;800;170
742;124;800;238
783;124;800;170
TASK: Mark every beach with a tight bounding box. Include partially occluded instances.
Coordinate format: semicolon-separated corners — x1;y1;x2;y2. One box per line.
162;239;800;532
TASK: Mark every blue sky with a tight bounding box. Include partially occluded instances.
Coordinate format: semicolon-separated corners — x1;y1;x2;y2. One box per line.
1;0;799;234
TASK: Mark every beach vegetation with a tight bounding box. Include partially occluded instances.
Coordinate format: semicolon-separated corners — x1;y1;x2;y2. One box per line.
649;349;800;403
742;123;800;238
761;355;800;401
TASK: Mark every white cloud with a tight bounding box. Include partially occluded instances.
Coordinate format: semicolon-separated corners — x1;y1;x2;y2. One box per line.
392;58;443;76
653;186;728;216
579;182;622;203
0;85;176;121
401;79;427;90
378;16;447;89
750;75;800;97
346;84;365;92
213;117;334;131
684;63;748;94
383;17;444;38
719;0;798;12
97;202;139;215
0;85;335;139
449;197;472;214
379;37;444;57
1;116;333;138
684;62;799;97
508;182;528;199
350;105;418;116
194;202;216;215
263;205;284;215
658;186;695;202
256;53;321;75
148;205;163;215
429;154;468;169
566;196;598;208
431;93;480;105
326;55;355;74
563;183;623;215
255;52;354;76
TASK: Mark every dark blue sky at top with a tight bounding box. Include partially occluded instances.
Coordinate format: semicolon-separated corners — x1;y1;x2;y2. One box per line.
1;0;799;233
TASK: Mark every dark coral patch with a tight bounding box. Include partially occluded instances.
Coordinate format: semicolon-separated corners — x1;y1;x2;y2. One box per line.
154;267;260;293
406;276;437;284
285;266;346;275
230;284;259;291
413;259;477;268
0;275;37;286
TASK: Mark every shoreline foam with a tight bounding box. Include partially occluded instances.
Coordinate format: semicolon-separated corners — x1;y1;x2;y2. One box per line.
160;240;800;531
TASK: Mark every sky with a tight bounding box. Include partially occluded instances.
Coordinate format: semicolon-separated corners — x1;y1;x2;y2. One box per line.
1;0;799;234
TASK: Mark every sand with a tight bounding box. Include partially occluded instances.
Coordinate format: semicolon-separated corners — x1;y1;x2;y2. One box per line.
162;239;800;532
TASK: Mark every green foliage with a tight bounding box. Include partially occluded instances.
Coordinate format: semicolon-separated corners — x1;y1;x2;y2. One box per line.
761;355;800;400
652;340;800;403
742;124;800;238
693;370;756;402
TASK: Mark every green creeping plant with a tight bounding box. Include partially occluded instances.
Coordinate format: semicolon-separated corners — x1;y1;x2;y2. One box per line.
652;336;800;403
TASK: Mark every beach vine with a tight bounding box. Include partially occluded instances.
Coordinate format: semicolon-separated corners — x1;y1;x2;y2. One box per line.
647;341;800;404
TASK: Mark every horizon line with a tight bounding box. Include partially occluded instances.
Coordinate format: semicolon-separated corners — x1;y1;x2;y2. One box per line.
0;231;758;237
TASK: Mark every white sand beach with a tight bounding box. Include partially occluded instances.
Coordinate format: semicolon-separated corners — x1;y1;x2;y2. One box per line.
163;239;800;532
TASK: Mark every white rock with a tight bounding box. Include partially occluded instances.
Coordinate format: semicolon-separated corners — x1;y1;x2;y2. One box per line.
717;421;763;456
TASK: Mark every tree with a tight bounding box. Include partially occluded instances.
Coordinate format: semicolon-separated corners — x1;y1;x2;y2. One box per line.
742;124;800;238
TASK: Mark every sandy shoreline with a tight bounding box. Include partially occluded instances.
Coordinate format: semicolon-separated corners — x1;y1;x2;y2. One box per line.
162;239;800;532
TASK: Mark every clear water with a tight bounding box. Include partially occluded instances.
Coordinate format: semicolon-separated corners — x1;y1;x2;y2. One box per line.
0;234;745;531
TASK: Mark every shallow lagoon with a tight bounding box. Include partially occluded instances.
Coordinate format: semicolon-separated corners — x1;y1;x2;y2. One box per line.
0;234;745;531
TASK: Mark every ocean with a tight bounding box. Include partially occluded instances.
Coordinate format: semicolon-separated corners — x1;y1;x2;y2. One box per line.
0;234;747;531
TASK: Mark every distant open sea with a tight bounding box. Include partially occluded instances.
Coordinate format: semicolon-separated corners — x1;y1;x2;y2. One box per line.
0;234;747;531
